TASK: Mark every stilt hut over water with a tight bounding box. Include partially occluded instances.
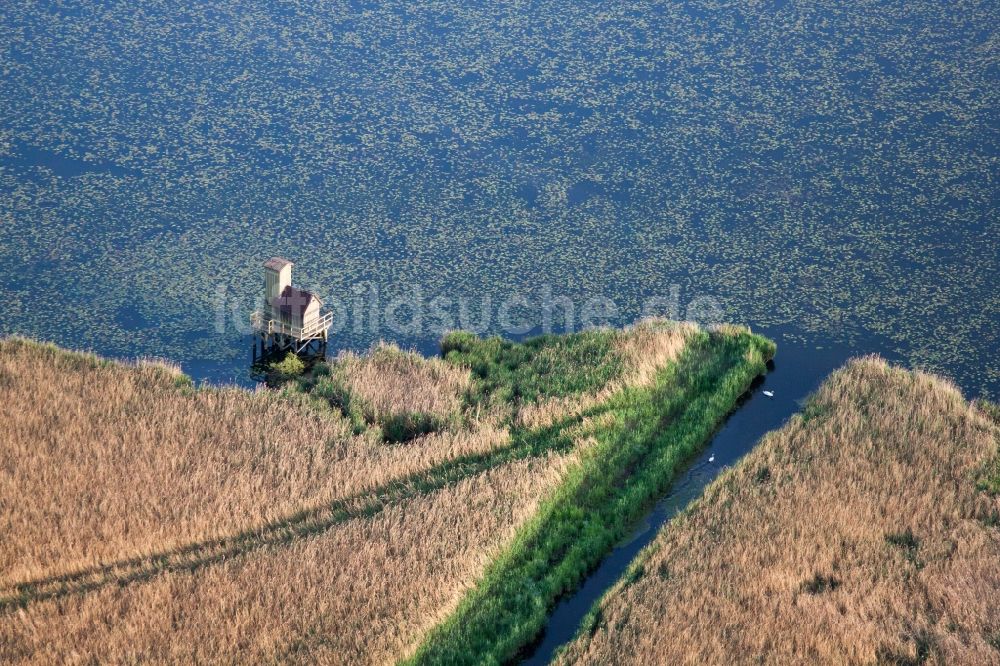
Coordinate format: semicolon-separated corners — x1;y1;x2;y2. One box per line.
251;257;332;356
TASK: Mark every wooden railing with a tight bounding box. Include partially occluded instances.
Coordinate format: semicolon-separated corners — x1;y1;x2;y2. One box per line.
250;310;334;340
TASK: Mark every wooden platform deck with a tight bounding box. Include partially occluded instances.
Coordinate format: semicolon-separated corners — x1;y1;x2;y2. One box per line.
250;310;333;355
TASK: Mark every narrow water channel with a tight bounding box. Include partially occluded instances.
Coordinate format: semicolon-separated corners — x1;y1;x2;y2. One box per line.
519;335;856;664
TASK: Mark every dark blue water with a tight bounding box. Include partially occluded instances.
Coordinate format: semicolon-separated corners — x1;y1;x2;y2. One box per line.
2;140;139;180
0;0;996;398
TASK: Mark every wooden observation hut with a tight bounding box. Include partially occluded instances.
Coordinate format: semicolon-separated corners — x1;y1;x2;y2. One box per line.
250;257;333;357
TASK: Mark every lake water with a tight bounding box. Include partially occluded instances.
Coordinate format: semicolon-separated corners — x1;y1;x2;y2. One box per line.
1;0;998;398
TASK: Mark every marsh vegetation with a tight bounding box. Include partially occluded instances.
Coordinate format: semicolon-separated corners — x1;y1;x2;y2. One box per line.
0;320;769;663
559;358;1000;665
407;324;774;663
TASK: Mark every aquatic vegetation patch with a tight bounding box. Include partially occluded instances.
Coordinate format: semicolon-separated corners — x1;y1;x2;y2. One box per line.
0;0;996;397
267;350;306;381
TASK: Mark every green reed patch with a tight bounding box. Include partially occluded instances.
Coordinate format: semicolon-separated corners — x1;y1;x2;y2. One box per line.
441;328;625;408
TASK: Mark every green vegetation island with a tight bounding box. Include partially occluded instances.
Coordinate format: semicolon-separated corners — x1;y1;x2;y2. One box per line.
1;325;996;664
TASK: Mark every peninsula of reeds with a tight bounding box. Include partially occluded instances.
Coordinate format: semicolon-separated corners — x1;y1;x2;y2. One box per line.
558;357;1000;665
0;321;774;663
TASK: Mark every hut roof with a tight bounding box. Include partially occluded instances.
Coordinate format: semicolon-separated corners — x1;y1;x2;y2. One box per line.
270;285;322;321
264;257;293;271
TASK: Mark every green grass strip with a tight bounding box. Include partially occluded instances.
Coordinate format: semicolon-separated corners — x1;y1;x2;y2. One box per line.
404;329;775;665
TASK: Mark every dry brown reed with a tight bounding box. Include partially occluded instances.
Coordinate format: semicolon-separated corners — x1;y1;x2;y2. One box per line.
0;455;573;664
0;328;702;663
559;357;1000;665
0;338;502;588
332;342;472;422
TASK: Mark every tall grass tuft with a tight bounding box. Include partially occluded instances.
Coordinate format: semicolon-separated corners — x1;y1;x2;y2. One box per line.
315;342;472;441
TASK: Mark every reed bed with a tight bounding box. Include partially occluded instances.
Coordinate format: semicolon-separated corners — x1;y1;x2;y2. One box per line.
0;455;572;665
318;342;473;433
0;324;711;664
0;338;503;588
559;357;1000;665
